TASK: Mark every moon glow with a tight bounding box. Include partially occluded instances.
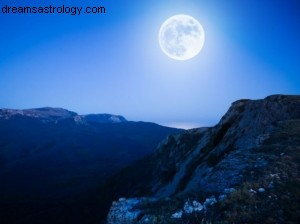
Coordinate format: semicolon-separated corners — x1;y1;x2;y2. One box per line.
159;15;205;61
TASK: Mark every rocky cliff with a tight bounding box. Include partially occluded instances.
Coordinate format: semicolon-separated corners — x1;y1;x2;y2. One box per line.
106;95;300;223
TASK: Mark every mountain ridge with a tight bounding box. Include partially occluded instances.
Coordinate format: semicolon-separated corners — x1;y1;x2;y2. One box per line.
0;107;128;124
0;108;183;224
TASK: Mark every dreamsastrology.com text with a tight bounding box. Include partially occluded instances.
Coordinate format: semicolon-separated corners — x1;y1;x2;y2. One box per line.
1;4;106;16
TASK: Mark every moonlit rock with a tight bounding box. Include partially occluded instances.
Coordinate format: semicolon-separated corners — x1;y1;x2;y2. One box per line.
119;197;126;202
223;188;236;194
107;198;143;224
171;210;183;219
183;202;194;214
192;201;204;212
203;196;217;208
249;189;257;194
218;194;227;201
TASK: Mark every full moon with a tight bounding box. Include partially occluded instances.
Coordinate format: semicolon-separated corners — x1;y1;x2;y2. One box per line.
159;14;205;61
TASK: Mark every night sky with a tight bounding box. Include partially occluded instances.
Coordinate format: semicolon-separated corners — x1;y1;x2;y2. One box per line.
1;0;299;129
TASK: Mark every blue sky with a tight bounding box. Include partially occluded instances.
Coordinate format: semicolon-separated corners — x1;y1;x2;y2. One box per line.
1;0;299;128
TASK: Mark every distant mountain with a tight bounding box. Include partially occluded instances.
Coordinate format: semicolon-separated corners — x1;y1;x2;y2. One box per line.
0;108;183;224
104;95;300;224
0;107;127;123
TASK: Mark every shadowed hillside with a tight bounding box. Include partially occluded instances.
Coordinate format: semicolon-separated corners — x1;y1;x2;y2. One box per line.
0;108;182;223
103;95;300;223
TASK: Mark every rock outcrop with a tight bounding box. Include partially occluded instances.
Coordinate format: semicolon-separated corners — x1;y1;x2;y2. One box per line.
106;95;300;223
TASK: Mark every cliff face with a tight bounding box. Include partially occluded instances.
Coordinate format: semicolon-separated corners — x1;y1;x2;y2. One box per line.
106;95;300;223
151;95;300;197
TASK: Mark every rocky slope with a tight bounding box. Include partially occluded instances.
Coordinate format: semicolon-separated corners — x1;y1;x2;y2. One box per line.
105;95;300;223
0;108;182;223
